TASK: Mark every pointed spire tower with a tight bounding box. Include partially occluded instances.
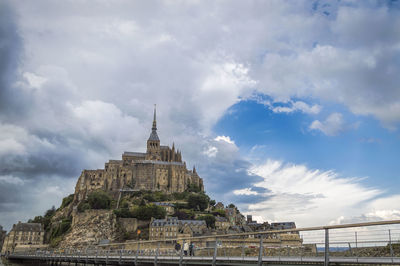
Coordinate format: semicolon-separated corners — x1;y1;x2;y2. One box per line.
146;104;161;160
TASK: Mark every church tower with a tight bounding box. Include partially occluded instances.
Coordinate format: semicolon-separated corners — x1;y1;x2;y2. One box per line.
146;105;161;160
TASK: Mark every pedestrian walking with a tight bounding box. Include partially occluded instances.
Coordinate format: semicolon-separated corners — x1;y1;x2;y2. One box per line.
183;242;189;256
189;242;194;256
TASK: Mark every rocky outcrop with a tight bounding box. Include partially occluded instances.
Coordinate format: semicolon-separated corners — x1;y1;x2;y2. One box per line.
59;210;117;248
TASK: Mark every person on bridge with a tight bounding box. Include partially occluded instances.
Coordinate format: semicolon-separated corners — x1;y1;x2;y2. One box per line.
174;242;181;255
183;242;189;256
189;242;194;256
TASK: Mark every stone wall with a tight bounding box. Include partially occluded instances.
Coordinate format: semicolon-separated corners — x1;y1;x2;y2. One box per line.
118;218;138;233
59;210;117;249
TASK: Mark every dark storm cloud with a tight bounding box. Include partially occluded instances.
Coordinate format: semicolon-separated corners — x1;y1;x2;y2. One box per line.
0;1;27;117
201;159;262;194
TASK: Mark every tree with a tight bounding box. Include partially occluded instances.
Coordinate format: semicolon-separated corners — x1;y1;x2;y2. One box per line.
227;203;236;209
173;209;195;220
87;191;112;209
209;199;216;207
187;193;209;211
60;194;74;209
45;206;56;218
131;204;166;220
197;215;215;229
187;183;201;193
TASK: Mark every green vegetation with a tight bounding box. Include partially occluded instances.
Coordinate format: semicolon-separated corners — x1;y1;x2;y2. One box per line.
28;206;56;231
209;199;216;207
77;191;112;212
77;202;91;212
50;217;72;241
187;183;202;193
114;203;166;220
173;209;195;220
88;190;112;209
60;194;74;209
187;193;209;211
211;209;226;217
131;204;166;220
197;214;216;228
172;191;189;200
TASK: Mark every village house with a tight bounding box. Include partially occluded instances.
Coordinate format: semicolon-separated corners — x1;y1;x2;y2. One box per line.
149;217;207;241
215;216;230;231
1;222;44;253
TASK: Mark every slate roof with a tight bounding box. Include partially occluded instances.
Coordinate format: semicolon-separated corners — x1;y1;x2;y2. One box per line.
151;217;206;227
148;130;160;141
123;152;146;157
215;217;228;222
13;223;43;232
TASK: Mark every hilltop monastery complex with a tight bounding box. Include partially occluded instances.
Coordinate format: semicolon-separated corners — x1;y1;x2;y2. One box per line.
74;106;204;202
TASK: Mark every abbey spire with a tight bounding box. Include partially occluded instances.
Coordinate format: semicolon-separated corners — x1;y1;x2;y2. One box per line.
148;104;159;141
146;104;161;160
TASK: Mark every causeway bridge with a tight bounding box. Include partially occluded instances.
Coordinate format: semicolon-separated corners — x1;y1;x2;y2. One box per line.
5;220;400;266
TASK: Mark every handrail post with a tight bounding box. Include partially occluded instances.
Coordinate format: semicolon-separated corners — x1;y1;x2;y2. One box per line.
258;234;263;266
355;231;358;262
119;249;122;264
154;242;159;266
106;250;109;265
389;229;394;262
324;228;329;266
135;242;140;266
212;238;218;266
179;240;185;266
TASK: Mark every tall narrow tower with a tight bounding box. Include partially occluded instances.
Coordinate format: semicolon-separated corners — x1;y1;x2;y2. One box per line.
146;105;161;160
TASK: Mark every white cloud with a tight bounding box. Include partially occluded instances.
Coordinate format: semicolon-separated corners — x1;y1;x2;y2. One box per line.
214;135;235;145
269;100;321;115
1;0;399;230
203;146;218;158
309;112;345;136
244;159;383;227
233;188;258;196
23;72;47;89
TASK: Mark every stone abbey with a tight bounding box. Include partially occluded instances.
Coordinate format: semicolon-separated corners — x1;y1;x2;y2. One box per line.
74;106;204;202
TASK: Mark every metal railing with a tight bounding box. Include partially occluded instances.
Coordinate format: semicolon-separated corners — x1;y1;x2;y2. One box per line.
6;219;400;265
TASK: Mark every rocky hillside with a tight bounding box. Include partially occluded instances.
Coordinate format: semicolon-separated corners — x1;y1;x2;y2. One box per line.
26;183;239;248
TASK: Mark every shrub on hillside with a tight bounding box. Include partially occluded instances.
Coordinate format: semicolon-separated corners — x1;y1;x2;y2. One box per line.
114;208;134;218
77;201;91;213
172;191;189;200
60;194;74;209
197;215;215;228
87;191;112;209
187;193;209;211
131;204;166;220
211;209;226;217
173;209;195;220
187;183;201;193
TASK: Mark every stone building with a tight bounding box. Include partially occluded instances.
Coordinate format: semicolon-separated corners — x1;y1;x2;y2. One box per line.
73;106;204;202
0;225;6;254
270;222;296;230
214;202;224;210
149;217;206;241
1;222;44;253
215;217;230;231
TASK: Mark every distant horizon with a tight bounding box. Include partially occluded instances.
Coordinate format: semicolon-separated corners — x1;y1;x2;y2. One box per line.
1;0;400;231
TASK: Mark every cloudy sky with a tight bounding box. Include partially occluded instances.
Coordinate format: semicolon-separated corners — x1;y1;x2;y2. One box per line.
1;0;400;231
